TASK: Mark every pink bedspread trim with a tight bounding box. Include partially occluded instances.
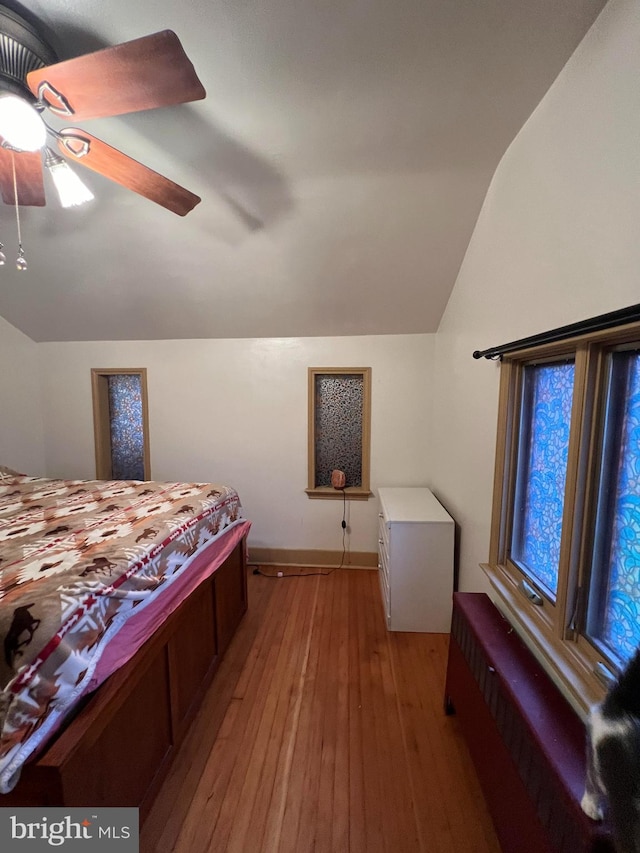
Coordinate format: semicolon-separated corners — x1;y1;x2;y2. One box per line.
88;520;251;691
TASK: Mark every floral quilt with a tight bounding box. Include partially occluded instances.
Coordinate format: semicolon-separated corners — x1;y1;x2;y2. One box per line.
0;475;244;792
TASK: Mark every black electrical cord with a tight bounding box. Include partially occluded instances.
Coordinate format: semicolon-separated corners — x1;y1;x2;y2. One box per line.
338;487;347;569
250;484;349;579
250;566;334;577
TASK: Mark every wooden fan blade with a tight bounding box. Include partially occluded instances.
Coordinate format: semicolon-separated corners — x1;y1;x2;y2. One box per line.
27;31;206;121
57;129;200;216
0;147;45;206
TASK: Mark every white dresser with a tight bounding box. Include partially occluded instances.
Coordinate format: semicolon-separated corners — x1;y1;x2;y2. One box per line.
377;487;454;632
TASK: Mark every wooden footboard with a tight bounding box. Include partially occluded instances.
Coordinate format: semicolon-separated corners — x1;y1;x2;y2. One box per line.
2;536;248;823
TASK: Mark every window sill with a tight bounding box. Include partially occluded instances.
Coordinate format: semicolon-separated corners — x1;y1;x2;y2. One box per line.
480;562;604;718
305;487;372;501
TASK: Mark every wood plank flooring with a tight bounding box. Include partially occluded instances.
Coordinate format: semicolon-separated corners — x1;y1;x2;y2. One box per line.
141;568;502;852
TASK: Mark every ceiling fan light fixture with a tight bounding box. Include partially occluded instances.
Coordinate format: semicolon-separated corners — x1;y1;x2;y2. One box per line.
0;13;204;216
45;148;94;208
0;94;45;152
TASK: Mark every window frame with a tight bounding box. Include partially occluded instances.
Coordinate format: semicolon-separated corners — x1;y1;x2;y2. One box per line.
508;357;577;604
91;368;151;481
484;321;640;714
306;366;372;501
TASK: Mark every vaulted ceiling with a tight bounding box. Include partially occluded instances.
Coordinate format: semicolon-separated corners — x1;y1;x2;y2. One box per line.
0;0;606;342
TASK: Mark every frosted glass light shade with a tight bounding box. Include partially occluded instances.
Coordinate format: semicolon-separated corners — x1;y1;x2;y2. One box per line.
48;159;94;207
0;95;46;152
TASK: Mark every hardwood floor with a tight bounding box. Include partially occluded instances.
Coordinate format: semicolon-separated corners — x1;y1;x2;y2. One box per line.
141;568;502;852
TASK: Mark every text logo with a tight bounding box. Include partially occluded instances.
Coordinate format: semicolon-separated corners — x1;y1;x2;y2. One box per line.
0;807;138;850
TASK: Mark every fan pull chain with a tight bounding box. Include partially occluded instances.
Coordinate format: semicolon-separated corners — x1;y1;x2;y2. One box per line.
11;151;27;271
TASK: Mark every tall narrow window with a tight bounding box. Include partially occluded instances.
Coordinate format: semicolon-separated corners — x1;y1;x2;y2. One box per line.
510;362;575;600
92;369;150;480
587;350;640;666
307;367;371;500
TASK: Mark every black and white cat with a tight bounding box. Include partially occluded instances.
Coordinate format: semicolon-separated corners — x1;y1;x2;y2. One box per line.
581;647;640;853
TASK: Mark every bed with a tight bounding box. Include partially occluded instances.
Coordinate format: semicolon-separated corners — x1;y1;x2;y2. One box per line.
0;472;250;819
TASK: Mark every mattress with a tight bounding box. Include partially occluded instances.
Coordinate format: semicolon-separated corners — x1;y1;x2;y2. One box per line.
0;475;247;793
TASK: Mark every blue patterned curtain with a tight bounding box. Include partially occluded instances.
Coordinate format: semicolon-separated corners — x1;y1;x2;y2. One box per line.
589;352;640;664
511;363;575;598
108;374;145;481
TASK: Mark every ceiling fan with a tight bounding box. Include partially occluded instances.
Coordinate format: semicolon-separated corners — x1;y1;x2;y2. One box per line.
0;5;205;215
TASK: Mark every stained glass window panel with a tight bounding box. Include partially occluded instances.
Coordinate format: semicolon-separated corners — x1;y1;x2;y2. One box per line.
587;352;640;666
314;374;363;488
107;374;145;481
511;362;575;598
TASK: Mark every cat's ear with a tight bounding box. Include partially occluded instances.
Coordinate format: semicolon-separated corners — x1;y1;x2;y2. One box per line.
581;790;604;821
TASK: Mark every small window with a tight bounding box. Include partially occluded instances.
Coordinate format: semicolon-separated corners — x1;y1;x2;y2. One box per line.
306;367;372;500
91;369;150;480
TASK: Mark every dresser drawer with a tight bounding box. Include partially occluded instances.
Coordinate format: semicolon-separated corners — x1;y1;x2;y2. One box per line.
377;513;389;561
378;556;390;619
379;542;389;587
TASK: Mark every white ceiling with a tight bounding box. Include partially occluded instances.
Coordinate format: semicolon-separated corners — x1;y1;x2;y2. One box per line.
0;0;606;342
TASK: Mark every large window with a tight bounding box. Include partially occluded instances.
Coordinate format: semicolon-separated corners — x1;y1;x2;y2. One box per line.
486;324;640;711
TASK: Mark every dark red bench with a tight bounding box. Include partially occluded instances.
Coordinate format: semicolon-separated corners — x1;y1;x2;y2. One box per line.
445;592;615;853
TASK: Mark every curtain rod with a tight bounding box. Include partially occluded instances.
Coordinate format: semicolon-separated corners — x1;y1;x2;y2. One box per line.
472;303;640;360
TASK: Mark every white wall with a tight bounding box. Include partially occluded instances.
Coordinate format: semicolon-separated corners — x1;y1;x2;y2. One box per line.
38;334;432;555
0;314;45;474
431;0;640;591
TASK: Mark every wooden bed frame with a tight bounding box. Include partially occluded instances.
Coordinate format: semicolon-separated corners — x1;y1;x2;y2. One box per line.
1;534;248;823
